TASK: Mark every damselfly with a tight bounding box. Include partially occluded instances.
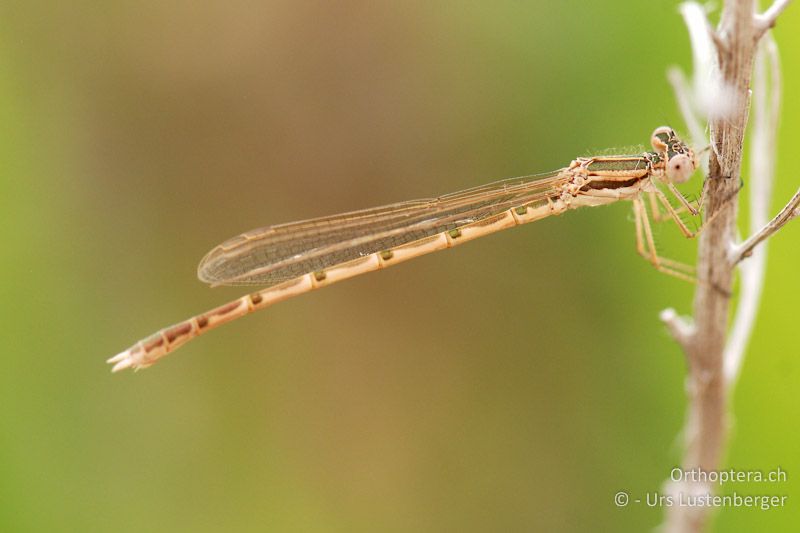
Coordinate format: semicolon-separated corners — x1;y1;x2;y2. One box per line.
109;127;700;372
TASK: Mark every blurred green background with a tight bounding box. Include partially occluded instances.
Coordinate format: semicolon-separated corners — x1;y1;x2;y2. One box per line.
1;1;797;531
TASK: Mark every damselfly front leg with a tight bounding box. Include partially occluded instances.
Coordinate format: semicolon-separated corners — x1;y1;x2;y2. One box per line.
647;189;702;223
650;188;700;239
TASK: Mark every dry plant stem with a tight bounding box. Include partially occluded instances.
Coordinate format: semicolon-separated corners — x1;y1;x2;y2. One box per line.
667;67;706;147
755;0;792;35
724;35;782;385
729;187;800;264
684;0;750;471
662;0;790;531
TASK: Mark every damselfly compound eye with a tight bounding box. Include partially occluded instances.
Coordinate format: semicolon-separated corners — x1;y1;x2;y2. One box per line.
666;153;694;183
650;126;672;152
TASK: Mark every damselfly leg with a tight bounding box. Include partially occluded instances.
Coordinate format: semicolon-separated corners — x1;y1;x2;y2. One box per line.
633;197;697;283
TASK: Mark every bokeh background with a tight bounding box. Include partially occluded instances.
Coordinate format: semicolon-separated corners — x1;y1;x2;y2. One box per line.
1;1;798;531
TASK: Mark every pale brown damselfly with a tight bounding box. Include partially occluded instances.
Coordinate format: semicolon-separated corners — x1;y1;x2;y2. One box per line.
109;127;701;372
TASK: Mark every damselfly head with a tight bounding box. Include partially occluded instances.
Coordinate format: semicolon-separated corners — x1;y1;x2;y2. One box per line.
650;126;697;184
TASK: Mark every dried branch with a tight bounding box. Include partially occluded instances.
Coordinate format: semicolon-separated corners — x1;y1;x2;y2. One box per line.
660;308;696;354
755;0;793;36
667;67;706;149
729;187;800;264
724;35;782;386
661;1;790;531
